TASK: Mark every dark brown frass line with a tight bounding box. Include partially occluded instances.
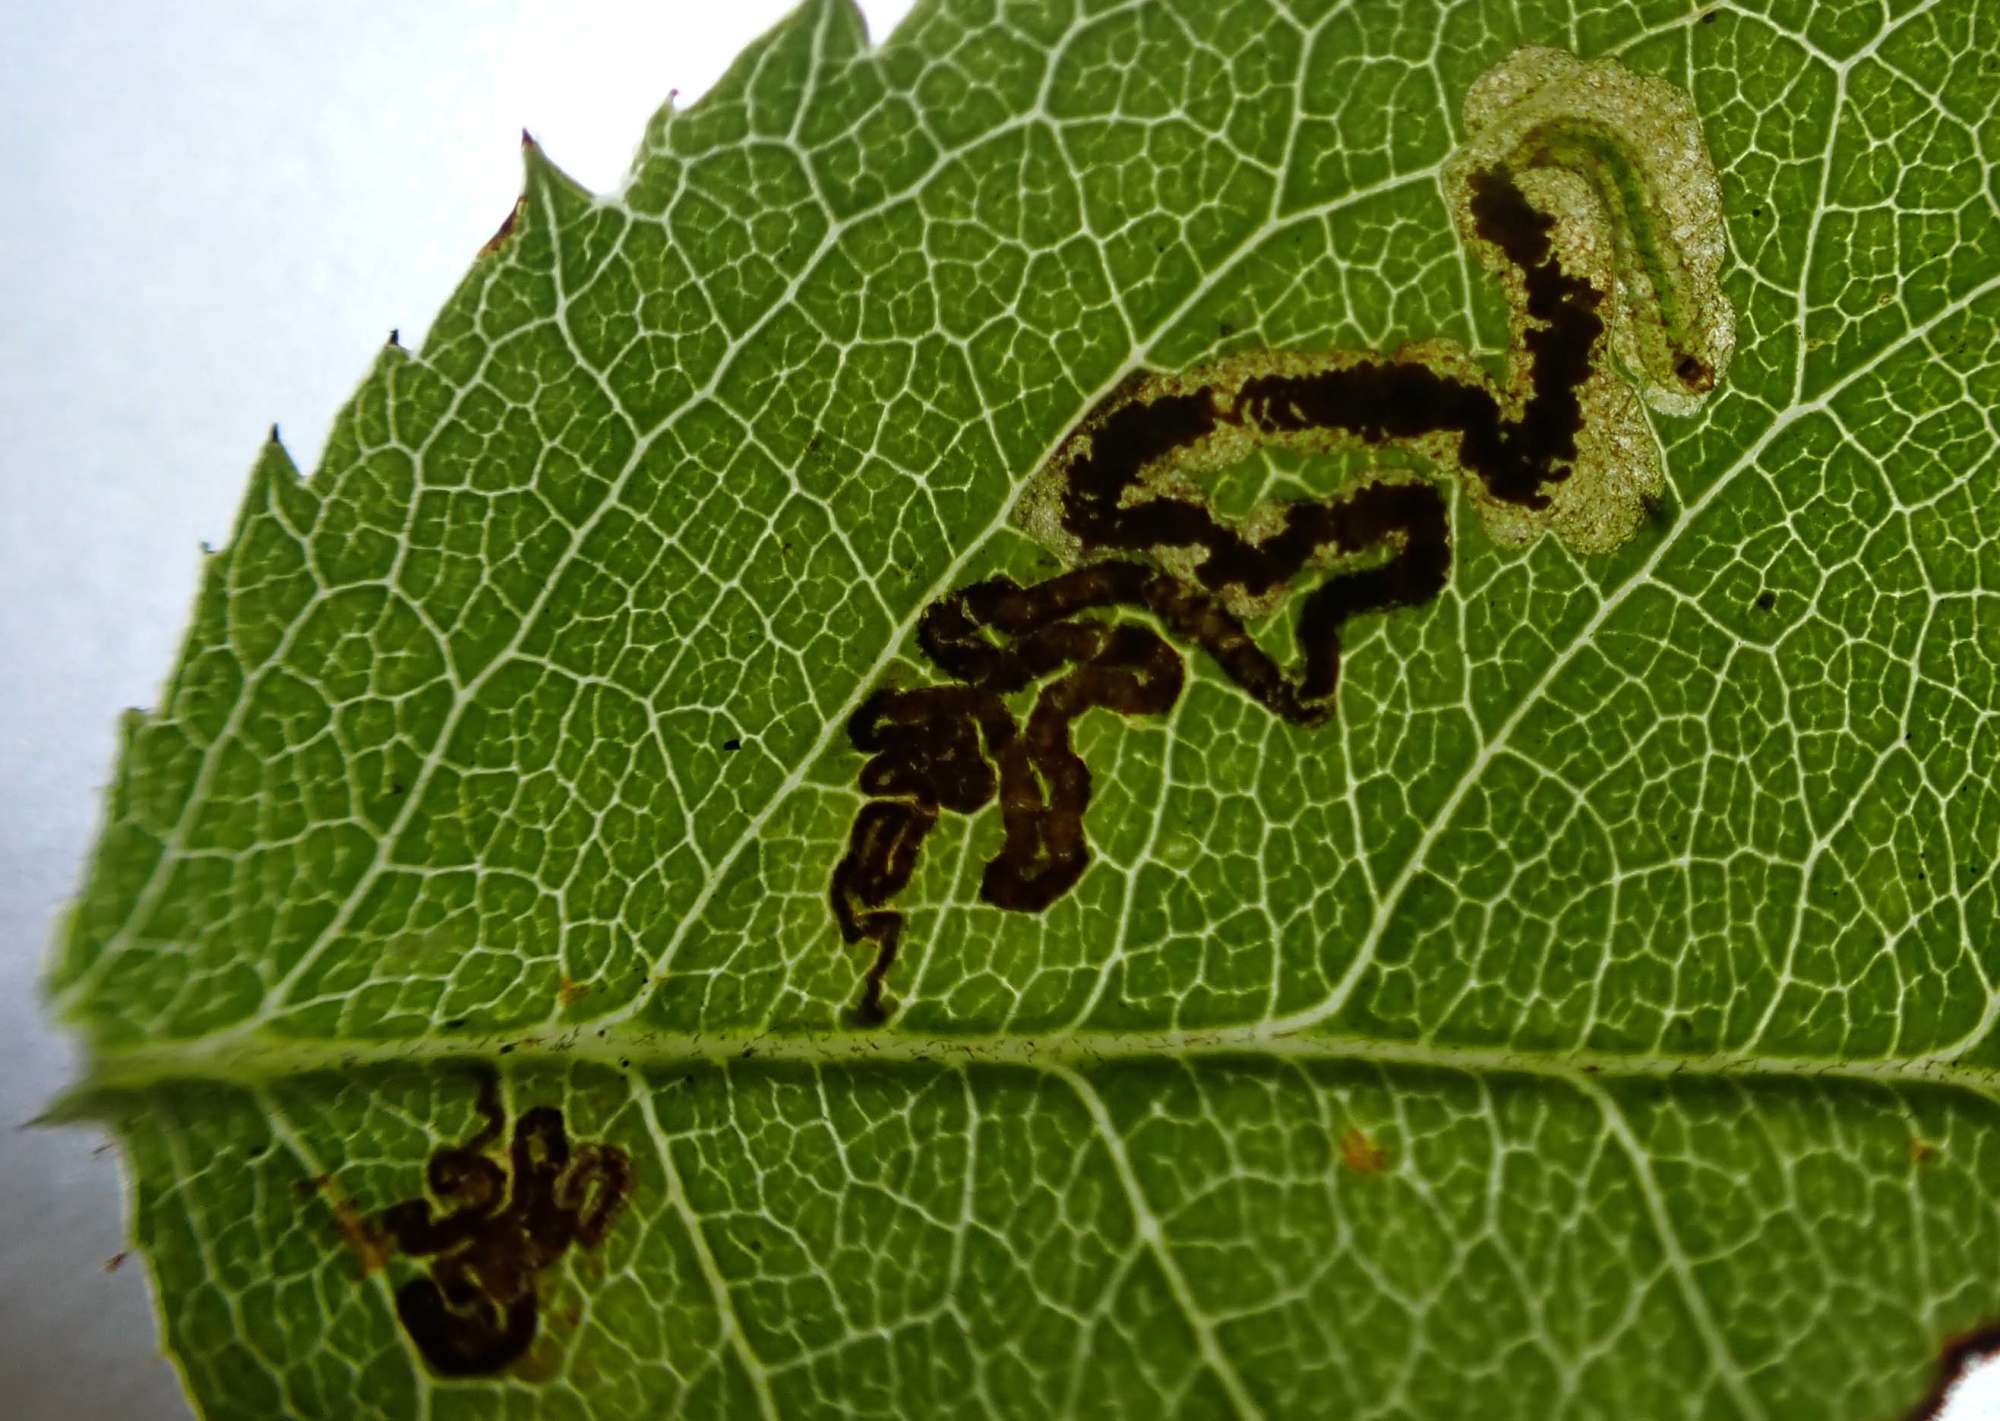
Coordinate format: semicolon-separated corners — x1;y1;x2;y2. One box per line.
830;165;1611;1025
375;1073;633;1376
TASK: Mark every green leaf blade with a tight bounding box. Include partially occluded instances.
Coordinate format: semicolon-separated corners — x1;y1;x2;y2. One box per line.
48;0;2000;1415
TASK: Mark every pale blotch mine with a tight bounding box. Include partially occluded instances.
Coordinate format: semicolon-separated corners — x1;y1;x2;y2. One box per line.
1013;45;1735;585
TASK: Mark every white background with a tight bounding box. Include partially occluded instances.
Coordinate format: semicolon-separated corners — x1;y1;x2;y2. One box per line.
2;3;1995;1419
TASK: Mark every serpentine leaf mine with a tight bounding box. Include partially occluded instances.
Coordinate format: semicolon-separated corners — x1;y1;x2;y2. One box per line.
370;1073;633;1377
829;46;1734;1025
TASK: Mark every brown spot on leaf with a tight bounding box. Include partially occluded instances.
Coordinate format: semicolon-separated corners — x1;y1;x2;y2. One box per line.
103;1251;128;1274
1910;1137;1938;1165
1674;352;1713;391
1340;1129;1389;1174
481;196;527;257
558;976;590;1009
305;1173;393;1277
334;1205;392;1278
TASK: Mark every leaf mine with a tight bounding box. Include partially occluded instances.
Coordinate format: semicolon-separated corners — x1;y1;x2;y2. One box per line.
49;2;1999;1414
830;47;1734;1024
368;1072;633;1378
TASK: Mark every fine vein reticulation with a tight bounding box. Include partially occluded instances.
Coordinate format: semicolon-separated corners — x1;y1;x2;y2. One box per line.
830;161;1692;1025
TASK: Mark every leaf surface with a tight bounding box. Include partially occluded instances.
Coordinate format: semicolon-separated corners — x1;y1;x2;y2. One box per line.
48;1;2000;1417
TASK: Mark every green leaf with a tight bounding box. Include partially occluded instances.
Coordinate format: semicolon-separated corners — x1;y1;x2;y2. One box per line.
46;0;2000;1416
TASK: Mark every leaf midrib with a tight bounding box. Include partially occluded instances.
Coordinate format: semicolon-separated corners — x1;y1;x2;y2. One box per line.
64;1027;2000;1101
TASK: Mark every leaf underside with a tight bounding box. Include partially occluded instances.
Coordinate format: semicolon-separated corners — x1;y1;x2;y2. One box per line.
47;0;2000;1417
